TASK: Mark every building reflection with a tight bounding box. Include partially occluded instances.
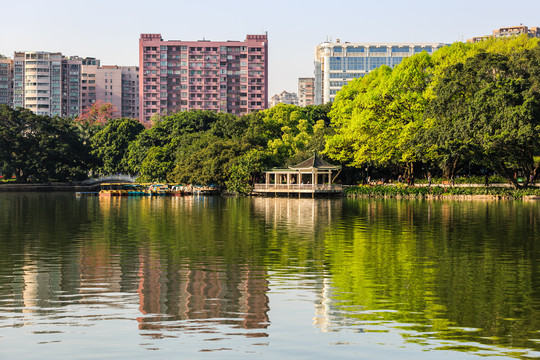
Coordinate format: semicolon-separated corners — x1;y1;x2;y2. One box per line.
135;249;269;337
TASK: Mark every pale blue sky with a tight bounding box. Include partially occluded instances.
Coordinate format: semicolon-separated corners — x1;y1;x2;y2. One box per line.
1;0;539;95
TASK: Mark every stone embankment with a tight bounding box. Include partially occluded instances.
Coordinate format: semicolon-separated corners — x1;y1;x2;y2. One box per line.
0;183;100;192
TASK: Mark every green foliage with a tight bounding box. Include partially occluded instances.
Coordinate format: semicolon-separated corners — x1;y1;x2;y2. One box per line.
424;50;540;188
90;118;145;174
326;52;433;168
326;36;540;187
260;103;332;165
344;185;540;198
0;105;92;182
226;149;269;194
126;105;334;187
415;175;507;184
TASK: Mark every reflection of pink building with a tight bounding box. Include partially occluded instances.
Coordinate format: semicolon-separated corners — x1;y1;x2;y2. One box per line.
136;251;269;336
139;33;268;125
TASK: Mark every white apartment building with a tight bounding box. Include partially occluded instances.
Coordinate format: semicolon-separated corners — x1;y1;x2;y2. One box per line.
12;51;83;117
270;90;298;107
314;40;446;104
13;52;64;116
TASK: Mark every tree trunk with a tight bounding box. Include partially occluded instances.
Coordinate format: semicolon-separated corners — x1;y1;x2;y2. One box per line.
499;164;522;189
15;169;22;182
451;157;459;177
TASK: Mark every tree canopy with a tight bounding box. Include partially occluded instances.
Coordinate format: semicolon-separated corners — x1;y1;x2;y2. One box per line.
325;35;540;187
423;50;540;187
0;105;92;182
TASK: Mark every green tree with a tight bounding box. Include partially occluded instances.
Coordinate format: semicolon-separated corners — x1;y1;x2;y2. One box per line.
424;51;540;188
259;103;333;166
226;149;269;194
326;52;433;175
0;105;91;182
90;118;145;175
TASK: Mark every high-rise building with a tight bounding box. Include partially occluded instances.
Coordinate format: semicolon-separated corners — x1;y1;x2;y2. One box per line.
0;58;13;106
6;52;138;118
82;61;139;119
139;33;268;124
298;77;314;107
468;25;540;43
314;40;446;104
80;58;100;113
12;51;85;117
13;52;63;116
62;56;83;118
270;91;298;107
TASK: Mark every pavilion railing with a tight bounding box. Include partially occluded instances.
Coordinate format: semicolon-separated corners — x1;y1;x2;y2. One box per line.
253;184;343;191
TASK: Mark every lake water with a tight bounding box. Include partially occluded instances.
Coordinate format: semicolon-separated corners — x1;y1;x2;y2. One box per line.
0;193;539;359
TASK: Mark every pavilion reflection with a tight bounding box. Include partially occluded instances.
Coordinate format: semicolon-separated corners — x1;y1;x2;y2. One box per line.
251;197;342;234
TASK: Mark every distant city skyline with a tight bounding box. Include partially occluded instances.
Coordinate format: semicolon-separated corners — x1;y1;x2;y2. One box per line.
1;0;540;96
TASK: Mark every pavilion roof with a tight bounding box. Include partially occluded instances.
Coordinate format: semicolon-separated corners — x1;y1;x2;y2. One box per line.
288;154;341;170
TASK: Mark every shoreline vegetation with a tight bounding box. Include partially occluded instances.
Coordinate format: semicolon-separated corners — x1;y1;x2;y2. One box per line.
1;36;540;193
2;182;540;201
343;184;540;200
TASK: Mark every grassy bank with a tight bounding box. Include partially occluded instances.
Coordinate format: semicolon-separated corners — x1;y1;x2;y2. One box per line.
344;185;540;199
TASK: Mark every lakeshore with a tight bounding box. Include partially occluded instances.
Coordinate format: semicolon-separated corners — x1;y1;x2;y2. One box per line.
2;181;540;201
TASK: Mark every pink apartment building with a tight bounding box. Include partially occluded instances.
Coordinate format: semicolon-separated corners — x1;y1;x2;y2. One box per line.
81;61;139;119
139;33;268;125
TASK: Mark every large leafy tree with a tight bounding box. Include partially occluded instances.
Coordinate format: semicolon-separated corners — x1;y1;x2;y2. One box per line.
326;52;433;175
0;105;91;182
90;118;145;175
259;103;334;166
424;51;540;188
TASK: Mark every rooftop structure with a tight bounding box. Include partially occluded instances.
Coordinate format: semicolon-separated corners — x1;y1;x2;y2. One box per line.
270;91;298;107
468;25;540;43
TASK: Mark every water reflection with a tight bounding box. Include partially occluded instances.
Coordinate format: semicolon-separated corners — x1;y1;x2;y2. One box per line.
320;199;540;358
135;254;269;337
0;194;539;359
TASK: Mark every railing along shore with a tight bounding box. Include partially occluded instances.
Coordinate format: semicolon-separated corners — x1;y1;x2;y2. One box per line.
253;184;343;191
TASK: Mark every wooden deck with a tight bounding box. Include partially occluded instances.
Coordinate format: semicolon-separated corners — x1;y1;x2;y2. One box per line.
253;184;343;195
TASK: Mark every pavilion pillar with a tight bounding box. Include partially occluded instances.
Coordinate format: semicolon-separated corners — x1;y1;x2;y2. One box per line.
287;173;290;189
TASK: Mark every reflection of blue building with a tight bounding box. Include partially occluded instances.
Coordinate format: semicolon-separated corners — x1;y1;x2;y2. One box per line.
314;41;447;104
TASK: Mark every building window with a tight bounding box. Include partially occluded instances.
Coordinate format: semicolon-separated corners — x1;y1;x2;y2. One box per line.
330;57;342;71
392;46;410;53
347;47;365;53
369;46;388;53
